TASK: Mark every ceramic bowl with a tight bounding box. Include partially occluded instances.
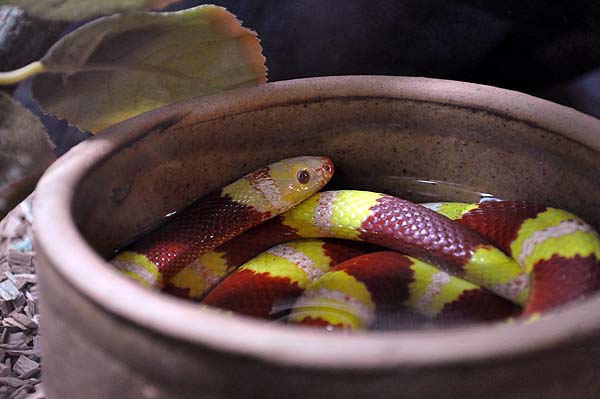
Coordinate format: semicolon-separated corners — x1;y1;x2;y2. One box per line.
33;76;600;399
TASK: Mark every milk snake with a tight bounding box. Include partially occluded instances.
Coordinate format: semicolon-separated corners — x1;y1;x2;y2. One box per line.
111;157;600;330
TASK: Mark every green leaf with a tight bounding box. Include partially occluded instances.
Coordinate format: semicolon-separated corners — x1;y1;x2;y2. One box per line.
30;5;267;132
0;92;55;219
5;0;182;21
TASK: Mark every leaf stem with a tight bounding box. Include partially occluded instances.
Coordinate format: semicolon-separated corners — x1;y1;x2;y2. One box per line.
0;61;45;85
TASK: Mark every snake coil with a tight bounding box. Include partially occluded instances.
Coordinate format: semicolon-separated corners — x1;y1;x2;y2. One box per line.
111;157;600;331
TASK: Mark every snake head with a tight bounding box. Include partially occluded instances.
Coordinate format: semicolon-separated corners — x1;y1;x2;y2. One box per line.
240;156;334;214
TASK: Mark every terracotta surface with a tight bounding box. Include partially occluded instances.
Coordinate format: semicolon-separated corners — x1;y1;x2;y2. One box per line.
33;76;600;398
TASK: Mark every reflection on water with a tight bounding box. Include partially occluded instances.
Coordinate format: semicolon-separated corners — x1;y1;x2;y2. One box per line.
329;174;501;204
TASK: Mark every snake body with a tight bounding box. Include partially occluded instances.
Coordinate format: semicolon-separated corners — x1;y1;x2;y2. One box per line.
285;201;600;329
202;239;374;319
203;239;519;330
111;158;600;330
201;196;600;329
270;191;529;305
288;249;520;330
427;202;600;315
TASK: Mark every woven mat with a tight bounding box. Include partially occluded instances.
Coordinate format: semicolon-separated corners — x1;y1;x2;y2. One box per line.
0;199;44;399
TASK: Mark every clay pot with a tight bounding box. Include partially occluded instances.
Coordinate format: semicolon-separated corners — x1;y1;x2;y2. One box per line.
33;76;600;399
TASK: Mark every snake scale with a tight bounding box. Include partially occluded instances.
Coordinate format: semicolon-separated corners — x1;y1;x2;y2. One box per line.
111;157;600;331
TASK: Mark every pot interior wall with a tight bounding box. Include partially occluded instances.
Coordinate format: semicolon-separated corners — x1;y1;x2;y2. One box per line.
72;96;600;258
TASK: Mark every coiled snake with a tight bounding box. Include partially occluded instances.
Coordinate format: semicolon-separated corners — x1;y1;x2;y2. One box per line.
111;157;600;331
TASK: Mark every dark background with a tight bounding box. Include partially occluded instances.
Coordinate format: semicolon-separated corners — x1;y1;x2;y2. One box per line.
16;0;600;154
194;1;600;89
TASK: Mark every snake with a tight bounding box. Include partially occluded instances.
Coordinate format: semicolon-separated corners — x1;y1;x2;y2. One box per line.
110;157;600;331
111;156;334;288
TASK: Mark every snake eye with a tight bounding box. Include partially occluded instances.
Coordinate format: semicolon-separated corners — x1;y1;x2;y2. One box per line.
296;169;311;184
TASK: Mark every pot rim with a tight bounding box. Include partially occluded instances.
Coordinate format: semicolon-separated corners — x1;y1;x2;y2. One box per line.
33;76;600;370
